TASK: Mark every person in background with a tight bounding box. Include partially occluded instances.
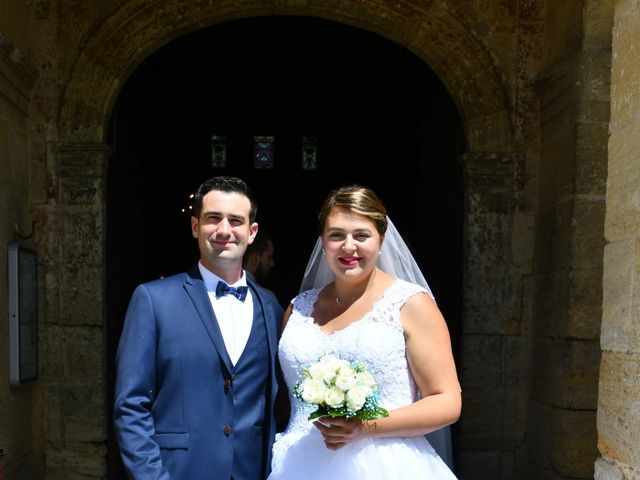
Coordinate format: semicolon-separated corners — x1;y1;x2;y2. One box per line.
114;176;284;480
268;185;461;480
243;233;278;302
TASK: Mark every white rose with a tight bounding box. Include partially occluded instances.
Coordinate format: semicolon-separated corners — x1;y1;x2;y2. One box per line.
301;379;326;405
324;386;346;408
335;367;357;391
322;356;348;384
346;385;371;411
355;370;377;388
308;362;331;382
326;356;346;377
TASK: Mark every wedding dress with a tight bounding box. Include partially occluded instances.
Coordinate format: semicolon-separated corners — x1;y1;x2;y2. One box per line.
268;279;458;480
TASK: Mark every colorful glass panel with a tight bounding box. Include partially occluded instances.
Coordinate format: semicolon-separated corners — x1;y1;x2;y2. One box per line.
302;136;318;171
211;134;227;168
253;136;275;169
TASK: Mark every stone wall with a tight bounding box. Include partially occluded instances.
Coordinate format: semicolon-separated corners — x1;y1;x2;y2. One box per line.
529;0;611;478
32;142;111;479
0;26;44;480
596;0;640;478
0;0;622;478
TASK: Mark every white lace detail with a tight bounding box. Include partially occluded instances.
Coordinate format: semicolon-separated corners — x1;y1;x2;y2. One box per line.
277;279;427;441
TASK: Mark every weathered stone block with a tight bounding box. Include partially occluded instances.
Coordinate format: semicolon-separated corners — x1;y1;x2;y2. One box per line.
530;338;600;409
456;450;514;480
460;335;504;389
511;210;535;270
550;408;598;477
597;351;640;466
39;324;65;382
64;326;105;384
567;268;603;340
45;441;107;479
31;206;61;266
534;271;569;334
464;207;521;335
457;387;525;456
59;175;103;206
583;0;614;50
576;122;609;194
594;457;623;480
62;384;107;442
457;387;504;450
533;202;572;273
504;337;530;388
527;401;553;468
47;386;65;445
610;2;640;89
60;208;103;267
601;238;640;353
605;128;640;241
59;265;104;326
571;199;605;269
466;111;511;152
595;455;640;480
44;266;60;325
540;139;577;205
609;79;640;134
579;49;612;105
526;402;597;478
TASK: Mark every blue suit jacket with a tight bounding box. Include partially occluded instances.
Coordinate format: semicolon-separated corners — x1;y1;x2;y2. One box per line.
113;265;284;479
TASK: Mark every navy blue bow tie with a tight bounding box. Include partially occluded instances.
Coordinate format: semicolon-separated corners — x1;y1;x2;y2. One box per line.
215;281;249;302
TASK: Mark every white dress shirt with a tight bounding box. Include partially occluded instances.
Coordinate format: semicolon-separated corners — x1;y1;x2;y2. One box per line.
198;262;253;366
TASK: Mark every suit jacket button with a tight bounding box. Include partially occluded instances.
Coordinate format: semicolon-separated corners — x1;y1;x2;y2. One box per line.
224;425;232;436
224;379;231;389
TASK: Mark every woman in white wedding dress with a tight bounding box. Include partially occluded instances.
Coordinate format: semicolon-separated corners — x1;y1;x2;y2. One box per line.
268;186;461;480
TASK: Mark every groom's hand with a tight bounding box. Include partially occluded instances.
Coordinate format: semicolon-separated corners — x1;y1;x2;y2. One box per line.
313;417;365;450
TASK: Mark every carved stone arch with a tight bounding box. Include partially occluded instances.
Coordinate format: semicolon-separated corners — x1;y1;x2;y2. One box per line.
46;2;518;476
58;0;512;152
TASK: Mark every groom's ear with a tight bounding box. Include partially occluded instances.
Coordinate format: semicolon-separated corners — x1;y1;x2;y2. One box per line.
248;222;259;243
191;216;199;238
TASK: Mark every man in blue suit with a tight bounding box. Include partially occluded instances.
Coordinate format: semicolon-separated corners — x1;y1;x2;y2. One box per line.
114;176;284;479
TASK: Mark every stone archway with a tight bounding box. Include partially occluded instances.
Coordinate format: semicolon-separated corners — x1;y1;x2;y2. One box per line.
58;0;511;150
42;1;518;477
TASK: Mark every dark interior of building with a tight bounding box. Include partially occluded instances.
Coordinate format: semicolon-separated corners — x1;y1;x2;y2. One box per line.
105;15;465;476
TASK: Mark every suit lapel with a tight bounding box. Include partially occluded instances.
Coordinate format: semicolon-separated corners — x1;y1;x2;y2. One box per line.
247;279;278;361
183;266;233;373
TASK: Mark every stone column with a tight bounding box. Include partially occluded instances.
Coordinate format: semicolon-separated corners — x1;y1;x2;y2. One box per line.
32;142;111;479
596;1;640;478
457;152;531;478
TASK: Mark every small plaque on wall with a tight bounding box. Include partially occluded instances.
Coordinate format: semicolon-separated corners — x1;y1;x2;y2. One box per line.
8;242;38;388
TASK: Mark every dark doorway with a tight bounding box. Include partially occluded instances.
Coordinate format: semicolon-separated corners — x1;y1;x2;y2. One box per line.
106;15;464;478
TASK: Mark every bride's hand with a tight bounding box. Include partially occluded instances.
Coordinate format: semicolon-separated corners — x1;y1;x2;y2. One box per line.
313;417;365;450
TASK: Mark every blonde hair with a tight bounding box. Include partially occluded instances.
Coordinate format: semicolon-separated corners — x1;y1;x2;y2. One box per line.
318;185;387;235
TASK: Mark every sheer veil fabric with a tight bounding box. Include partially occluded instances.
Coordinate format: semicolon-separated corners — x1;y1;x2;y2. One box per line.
298;216;454;469
300;217;432;297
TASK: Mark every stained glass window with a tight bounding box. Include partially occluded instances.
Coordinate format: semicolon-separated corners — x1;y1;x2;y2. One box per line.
302;136;318;171
253;136;275;169
211;134;227;168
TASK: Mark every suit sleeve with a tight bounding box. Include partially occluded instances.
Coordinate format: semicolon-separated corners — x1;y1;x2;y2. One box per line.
113;284;170;480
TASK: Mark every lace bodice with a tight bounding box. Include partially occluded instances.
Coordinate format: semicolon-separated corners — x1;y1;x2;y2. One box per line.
278;279;429;434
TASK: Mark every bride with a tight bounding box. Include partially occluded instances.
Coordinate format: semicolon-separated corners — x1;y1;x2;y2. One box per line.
268;185;461;479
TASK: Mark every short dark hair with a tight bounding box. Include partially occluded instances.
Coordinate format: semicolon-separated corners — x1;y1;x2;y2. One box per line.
193;176;258;222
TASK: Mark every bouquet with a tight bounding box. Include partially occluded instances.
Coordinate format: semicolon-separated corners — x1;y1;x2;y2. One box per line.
293;354;389;421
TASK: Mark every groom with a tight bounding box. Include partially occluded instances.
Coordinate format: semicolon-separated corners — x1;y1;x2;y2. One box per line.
113;176;284;480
